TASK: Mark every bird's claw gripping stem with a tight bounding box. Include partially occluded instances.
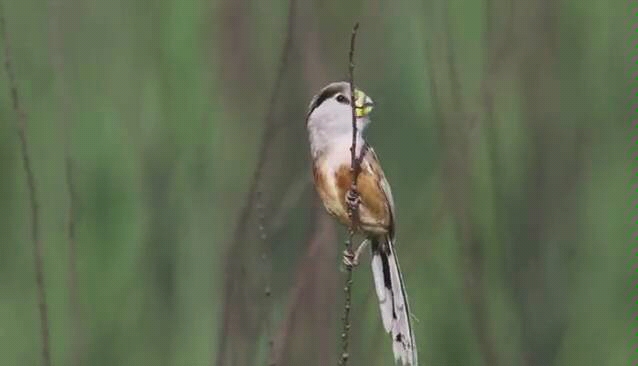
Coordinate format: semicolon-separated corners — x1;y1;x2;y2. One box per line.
346;188;361;215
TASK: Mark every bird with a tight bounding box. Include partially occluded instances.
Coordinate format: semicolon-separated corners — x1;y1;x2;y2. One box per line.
306;81;418;365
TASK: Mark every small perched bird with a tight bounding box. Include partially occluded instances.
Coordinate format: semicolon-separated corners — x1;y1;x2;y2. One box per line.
306;81;418;365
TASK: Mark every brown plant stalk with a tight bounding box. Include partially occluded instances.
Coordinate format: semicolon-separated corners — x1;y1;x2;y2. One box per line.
214;0;297;364
268;204;337;366
0;6;52;366
47;0;83;364
339;21;361;366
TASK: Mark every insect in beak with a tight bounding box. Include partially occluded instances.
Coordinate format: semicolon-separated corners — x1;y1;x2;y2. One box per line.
354;89;374;118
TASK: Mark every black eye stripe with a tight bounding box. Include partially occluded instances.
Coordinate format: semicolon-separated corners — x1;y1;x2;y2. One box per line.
336;94;349;104
309;84;348;113
313;89;338;110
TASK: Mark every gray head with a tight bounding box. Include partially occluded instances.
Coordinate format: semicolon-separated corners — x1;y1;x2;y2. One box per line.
306;82;374;155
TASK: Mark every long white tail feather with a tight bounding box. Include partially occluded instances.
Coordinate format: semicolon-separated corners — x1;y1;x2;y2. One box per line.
370;236;418;366
371;254;393;332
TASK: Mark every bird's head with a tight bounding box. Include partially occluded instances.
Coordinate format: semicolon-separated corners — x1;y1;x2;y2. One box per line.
306;81;374;137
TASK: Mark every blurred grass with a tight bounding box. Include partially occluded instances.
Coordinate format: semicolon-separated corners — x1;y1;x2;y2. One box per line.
0;0;628;365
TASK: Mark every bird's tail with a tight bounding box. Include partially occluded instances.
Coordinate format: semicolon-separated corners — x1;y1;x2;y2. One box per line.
370;236;418;365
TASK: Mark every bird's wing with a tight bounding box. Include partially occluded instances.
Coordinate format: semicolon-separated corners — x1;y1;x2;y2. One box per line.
362;144;396;239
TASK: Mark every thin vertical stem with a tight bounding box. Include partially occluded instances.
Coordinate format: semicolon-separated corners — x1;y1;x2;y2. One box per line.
0;6;52;366
47;0;82;364
339;21;360;366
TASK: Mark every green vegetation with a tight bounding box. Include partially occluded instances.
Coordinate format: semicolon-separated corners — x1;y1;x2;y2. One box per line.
0;0;627;365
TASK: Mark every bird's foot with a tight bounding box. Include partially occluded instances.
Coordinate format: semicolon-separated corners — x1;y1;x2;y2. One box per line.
342;248;359;268
342;239;370;268
346;188;361;214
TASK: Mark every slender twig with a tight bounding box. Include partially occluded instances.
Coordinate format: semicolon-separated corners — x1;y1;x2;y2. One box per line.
348;23;362;185
0;7;52;366
257;188;274;365
47;1;82;364
214;0;296;364
339;22;360;366
268;203;336;365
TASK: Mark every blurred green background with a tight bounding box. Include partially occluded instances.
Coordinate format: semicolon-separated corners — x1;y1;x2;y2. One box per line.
0;0;628;365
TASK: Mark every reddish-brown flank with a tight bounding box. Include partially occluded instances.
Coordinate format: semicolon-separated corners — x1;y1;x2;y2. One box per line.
312;152;391;236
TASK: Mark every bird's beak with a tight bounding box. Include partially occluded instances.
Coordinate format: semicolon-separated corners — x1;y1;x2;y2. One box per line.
354;89;374;118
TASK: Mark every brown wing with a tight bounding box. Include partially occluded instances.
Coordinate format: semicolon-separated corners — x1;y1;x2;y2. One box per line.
360;146;396;238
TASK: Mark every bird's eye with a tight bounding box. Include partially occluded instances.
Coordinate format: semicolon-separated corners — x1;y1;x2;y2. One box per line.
336;94;348;104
